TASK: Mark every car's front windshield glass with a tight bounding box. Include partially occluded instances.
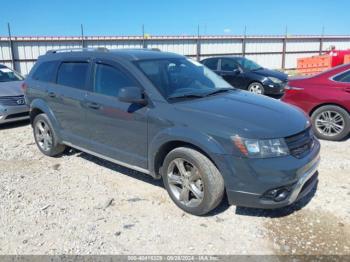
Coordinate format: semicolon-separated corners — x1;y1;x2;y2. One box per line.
0;67;24;82
236;58;262;71
135;58;233;100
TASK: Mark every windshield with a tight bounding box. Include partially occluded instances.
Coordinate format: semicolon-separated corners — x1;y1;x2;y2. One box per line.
136;58;232;100
235;58;262;71
0;67;24;82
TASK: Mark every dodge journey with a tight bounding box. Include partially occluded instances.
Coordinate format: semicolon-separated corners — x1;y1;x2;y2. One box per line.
24;48;320;215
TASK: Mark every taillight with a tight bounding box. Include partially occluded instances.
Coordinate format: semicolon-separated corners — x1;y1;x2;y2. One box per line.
21;82;28;92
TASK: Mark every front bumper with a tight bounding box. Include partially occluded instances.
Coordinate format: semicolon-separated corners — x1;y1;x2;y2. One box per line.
215;139;320;209
263;83;286;95
0;104;29;124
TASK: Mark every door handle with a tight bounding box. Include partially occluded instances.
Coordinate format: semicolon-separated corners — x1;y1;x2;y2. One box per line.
86;102;101;110
48;91;56;98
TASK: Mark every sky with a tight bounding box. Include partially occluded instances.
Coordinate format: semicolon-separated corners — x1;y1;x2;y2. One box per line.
0;0;349;36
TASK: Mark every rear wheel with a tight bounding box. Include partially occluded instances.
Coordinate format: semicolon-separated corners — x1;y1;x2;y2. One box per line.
248;82;265;95
311;105;350;141
33;114;66;156
162;147;224;216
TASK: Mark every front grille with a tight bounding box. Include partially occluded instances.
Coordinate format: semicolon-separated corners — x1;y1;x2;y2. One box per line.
0;95;25;106
285;127;315;158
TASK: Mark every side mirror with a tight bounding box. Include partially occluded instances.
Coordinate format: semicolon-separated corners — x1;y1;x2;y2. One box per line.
118;86;147;105
232;68;241;75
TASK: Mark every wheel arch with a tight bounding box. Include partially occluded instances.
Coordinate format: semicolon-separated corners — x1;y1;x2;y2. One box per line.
29;99;62;141
148;128;226;179
309;103;350;117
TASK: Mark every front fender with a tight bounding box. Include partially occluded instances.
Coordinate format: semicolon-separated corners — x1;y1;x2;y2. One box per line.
148;127;227;176
30;99;62;141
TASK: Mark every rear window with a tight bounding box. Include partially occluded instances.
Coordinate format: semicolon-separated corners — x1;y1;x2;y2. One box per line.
32;61;57;82
333;71;350;83
57;62;89;90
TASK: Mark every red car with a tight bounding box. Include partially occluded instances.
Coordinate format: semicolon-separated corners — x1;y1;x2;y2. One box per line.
282;63;350;141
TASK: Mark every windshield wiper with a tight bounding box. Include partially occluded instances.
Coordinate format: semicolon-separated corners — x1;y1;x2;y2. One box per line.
168;93;205;100
202;88;234;97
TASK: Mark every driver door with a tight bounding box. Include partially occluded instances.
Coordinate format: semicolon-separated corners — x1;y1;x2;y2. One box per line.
83;59;149;170
219;58;245;89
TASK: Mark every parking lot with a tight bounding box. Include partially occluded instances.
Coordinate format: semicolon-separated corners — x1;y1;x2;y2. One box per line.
0;121;349;255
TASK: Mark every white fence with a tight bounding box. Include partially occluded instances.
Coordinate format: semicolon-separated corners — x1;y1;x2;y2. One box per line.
1;35;350;75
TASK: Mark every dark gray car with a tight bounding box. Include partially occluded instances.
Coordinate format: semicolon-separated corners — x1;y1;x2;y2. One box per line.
25;48;320;215
0;65;29;124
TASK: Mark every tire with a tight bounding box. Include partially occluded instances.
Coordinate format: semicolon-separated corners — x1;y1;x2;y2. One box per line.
33;113;66;156
311;105;350;141
162;147;225;216
248;82;265;95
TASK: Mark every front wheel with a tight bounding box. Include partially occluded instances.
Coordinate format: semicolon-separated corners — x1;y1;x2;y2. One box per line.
162;147;225;216
248;82;265;95
311;105;350;141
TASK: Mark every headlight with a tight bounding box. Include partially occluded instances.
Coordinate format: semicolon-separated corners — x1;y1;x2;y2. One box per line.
267;77;282;84
232;135;289;158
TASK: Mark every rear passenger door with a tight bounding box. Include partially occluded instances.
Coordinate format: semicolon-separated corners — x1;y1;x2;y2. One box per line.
52;59;92;146
84;59;148;170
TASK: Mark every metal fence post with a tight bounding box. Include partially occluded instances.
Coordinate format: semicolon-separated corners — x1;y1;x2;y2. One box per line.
7;23;16;71
142;24;147;48
242;26;247;57
282;36;287;70
319;37;324;55
196;25;201;61
81;24;85;48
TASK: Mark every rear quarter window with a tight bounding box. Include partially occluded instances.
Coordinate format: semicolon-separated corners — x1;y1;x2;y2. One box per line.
32;61;58;82
333;70;350;83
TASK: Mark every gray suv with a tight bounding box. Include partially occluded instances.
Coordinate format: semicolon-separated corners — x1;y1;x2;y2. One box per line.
25;48;320;215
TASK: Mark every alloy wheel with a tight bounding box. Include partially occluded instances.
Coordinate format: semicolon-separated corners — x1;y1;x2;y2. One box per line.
248;83;263;94
35;120;53;151
167;158;204;208
315;110;345;137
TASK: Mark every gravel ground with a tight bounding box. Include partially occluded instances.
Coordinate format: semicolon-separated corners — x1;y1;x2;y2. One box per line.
0;121;349;255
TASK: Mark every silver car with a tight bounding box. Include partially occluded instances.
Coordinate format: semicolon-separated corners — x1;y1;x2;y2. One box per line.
0;65;29;124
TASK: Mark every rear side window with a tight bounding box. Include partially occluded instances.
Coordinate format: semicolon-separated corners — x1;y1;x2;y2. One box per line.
203;59;218;70
32;61;57;82
221;59;239;71
94;63;135;97
333;71;350;83
57;62;89;89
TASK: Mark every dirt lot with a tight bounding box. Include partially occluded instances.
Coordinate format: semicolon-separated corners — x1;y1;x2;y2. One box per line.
0;121;349;255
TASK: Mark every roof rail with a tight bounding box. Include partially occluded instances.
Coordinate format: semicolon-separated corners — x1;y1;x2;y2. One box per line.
46;47;109;54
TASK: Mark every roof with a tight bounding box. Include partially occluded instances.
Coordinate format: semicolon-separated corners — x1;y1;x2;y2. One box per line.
0;64;7;68
43;48;183;61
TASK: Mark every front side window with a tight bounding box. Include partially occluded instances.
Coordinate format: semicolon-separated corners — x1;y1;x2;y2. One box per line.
136;58;232;100
0;67;23;82
94;64;136;97
235;57;262;71
221;59;239;71
333;71;350;83
32;61;57;82
57;62;89;90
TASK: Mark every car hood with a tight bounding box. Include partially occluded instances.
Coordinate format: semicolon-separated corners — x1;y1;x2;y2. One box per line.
0;81;24;96
253;68;288;81
176;90;309;139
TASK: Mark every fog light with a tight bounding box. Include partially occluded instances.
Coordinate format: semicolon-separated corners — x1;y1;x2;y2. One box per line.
274;190;289;202
263;187;291;202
